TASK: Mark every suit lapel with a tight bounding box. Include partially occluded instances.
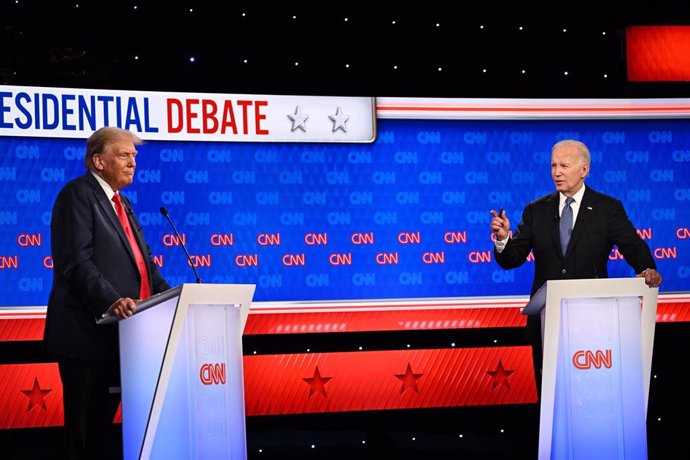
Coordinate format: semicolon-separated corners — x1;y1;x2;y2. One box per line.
84;172;136;263
545;192;562;258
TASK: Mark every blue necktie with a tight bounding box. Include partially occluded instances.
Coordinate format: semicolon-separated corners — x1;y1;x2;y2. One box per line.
560;197;574;256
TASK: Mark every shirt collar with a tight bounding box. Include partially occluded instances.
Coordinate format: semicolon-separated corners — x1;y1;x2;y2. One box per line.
560;184;586;207
90;171;117;201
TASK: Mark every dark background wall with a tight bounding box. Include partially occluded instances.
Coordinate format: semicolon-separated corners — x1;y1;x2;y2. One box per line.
2;1;690;98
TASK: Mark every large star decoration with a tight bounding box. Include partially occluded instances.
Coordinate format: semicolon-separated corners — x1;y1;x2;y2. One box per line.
21;377;52;411
287;106;309;132
486;359;515;390
328;106;350;133
395;363;424;394
303;365;332;398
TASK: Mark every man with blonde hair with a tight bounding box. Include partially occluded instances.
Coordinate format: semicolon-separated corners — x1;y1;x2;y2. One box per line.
44;127;170;459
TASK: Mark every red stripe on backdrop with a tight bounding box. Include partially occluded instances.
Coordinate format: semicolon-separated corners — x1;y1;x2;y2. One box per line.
1;297;689;340
0;317;45;342
626;26;690;81
244;307;526;335
656;301;690;322
243;346;537;416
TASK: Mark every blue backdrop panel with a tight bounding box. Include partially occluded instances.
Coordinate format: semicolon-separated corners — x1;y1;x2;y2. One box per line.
1;119;688;306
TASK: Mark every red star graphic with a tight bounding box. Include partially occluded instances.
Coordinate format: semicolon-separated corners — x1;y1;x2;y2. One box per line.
486;359;515;390
21;377;52;411
395;363;424;394
303;366;332;398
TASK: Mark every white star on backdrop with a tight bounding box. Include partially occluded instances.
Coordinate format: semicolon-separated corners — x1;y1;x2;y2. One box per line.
287;106;309;132
329;107;350;133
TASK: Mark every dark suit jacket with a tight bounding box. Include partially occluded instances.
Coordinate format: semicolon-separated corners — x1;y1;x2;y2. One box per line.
494;186;656;297
44;172;170;362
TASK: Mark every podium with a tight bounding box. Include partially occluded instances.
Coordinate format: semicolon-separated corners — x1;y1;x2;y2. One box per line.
113;283;256;460
523;278;658;460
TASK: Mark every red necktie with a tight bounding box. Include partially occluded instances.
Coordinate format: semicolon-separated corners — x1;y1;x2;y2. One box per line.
112;193;152;299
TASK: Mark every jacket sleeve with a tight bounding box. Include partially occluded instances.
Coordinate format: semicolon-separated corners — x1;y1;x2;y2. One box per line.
494;203;534;270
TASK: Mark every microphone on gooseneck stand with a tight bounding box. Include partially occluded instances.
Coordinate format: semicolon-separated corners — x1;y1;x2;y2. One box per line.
160;207;202;284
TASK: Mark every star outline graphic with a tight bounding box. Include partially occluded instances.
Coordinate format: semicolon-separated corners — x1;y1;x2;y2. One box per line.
287;105;309;132
486;359;515;390
394;362;424;394
21;377;52;411
328;106;350;133
303;365;332;398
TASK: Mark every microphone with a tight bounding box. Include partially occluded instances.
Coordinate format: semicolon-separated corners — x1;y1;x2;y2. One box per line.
160;207;202;284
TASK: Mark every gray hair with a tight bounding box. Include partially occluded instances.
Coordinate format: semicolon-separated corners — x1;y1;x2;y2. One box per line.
552;139;591;167
84;127;143;170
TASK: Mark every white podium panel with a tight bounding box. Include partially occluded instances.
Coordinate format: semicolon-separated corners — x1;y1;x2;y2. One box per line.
117;283;256;460
524;278;658;460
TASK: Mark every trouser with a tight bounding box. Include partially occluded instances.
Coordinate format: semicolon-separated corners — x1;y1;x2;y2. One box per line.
58;357;122;460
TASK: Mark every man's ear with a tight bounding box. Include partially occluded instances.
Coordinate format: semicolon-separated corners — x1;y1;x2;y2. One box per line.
582;163;589;178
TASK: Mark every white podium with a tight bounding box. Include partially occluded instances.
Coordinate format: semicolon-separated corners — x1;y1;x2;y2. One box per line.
114;283;256;460
523;278;658;460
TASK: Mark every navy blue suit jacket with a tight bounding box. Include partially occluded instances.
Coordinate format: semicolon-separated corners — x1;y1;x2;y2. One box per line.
494;186;656;297
44;172;170;362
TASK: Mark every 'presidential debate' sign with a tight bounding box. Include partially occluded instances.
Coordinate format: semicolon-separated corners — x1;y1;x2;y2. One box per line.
0;87;688;307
